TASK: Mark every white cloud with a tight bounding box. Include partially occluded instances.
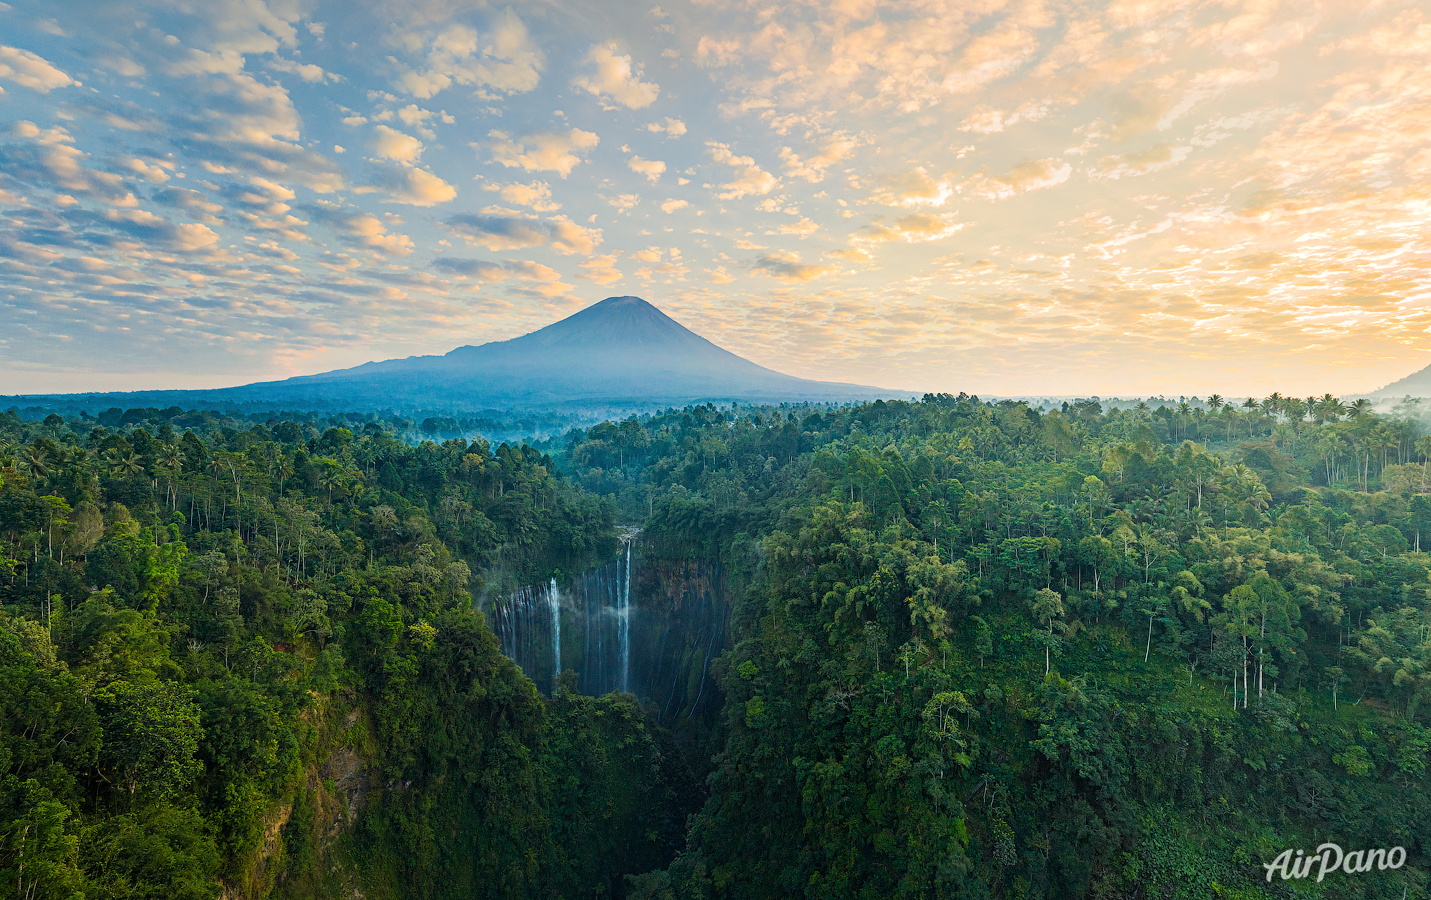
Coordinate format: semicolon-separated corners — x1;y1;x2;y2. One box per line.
964;158;1071;200
1090;145;1192;181
444;212;598;255
268;57;333;84
604;193;640;209
779;136;856;183
390;10;543;99
696;36;742;67
578;254;623;284
173;223;219;251
628;155;666;183
766;217;818;236
707;142;778;199
446;212;546;251
398;105;433;126
660;198;688;213
572;43;660;109
0;46;74;92
547;216;601;255
646;117;687;136
484;180;561;211
367;166;457;206
487;129;600;177
864;168;954;208
856;212;966;244
123;157;173;184
372;125;424;161
752;250;830;282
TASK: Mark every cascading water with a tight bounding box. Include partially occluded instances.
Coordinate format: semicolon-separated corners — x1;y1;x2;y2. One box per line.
491;535;729;719
620;539;631;693
494;579;563;695
550;577;561;690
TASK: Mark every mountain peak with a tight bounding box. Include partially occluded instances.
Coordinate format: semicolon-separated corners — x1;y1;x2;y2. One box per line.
499;295;706;352
169;294;904;410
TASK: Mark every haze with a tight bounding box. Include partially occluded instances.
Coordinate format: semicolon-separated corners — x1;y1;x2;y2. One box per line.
1;0;1427;397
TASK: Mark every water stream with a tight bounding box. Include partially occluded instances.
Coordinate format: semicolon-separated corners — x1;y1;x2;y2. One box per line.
491;541;728;720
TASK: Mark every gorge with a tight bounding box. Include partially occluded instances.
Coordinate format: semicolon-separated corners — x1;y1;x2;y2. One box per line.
491;536;730;725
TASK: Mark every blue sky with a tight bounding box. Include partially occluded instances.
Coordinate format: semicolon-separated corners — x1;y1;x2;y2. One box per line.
1;0;1429;396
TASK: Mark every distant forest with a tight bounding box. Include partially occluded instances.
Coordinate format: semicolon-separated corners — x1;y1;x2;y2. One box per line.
2;391;1429;898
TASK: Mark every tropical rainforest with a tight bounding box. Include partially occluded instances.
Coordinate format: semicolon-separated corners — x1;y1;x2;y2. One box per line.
2;392;1430;898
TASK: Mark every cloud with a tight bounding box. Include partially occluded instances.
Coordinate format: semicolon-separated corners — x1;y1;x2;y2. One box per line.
268;57;335;84
547;217;600;255
397;105;434;126
628;155;666;183
122;157;173;184
856;212;966;244
0;46;74;92
445;212;547;251
94;207;221;252
707;142;778;199
646;117;687;136
660;198;688;213
173;223;220;251
964;158;1071;200
1090;144;1192;180
766;217;819;236
958;101;1049;134
779;136;856;183
365;166;457;206
307;204;415;256
604;193;640;210
865;168;953;208
752;250;830;282
696;36;742;67
372;125;424;161
825;247;872;263
483;180;560;211
444;213;598;254
487;128;600;177
577;254;623;284
573;44;660;109
433;256;571;295
390;10;543;99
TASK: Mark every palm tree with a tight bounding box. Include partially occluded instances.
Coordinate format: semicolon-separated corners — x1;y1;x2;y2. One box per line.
273;456;294;496
1312;394;1338;423
159;444;184;509
112;449;143;479
1262;393;1284;420
21;444;50;481
1207;394;1224;412
318;467;344;505
1240;398;1259;438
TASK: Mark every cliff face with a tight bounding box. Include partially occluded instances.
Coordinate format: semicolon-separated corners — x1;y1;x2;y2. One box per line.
491;543;732;726
219;700;377;900
629;557;728;723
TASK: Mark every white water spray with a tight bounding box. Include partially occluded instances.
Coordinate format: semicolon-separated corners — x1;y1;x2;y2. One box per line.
618;537;629;692
550;577;561;691
620;539;631;693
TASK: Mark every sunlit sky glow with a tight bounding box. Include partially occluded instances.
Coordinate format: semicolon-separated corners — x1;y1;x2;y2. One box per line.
2;0;1430;397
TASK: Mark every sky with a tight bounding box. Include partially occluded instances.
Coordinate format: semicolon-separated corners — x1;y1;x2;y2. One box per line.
0;0;1429;398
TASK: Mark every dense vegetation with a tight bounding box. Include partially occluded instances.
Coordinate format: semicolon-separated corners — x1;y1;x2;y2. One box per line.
5;390;1431;898
559;394;1431;898
0;409;692;900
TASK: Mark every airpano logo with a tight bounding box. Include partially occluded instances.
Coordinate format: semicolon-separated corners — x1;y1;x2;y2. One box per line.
1264;843;1406;882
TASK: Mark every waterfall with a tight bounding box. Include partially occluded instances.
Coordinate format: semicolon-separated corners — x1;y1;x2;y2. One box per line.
498;531;730;705
620;539;631;693
549;577;561;690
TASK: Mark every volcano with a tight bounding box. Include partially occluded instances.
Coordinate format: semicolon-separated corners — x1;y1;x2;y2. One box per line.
8;296;903;417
